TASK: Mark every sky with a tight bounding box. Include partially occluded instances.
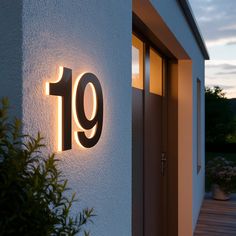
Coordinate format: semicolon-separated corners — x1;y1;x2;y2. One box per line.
189;0;236;98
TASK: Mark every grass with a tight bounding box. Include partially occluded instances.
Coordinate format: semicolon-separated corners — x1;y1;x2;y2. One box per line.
205;152;236;192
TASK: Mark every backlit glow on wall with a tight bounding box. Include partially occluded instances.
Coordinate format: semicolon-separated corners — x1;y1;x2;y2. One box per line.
72;73;97;148
72;72;87;135
81;82;98;139
73;72;103;149
46;67;103;152
72;74;98;148
46;66;64;152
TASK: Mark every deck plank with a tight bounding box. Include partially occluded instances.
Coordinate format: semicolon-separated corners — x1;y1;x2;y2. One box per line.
194;194;236;236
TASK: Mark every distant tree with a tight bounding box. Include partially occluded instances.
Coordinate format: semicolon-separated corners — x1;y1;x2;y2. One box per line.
227;98;236;143
205;86;235;144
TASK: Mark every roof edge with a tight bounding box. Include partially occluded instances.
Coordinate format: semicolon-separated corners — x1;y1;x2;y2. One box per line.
177;0;210;59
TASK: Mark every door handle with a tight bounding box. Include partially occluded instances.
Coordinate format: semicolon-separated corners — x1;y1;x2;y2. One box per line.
161;152;167;176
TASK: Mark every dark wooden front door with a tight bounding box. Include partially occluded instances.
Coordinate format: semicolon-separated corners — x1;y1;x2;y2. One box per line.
132;34;167;236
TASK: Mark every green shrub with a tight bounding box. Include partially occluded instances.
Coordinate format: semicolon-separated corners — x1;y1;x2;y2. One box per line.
0;98;94;235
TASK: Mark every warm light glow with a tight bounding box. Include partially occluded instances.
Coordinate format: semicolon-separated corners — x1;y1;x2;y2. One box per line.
46;66;64;152
47;68;101;150
150;47;163;95
56;67;64;152
72;74;98;147
74;131;86;149
57;66;64;82
91;83;97;120
84;82;97;139
58;96;62;152
72;73;87;131
45;82;50;95
72;73;88;148
132;34;144;90
84;82;97;120
86;124;97;138
46;66;64;95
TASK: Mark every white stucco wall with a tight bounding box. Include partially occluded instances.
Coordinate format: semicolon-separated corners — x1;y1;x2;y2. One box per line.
21;1;132;235
192;60;205;230
0;0;206;235
0;1;23;118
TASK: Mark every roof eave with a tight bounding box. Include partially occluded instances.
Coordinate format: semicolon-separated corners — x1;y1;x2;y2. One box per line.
178;0;210;60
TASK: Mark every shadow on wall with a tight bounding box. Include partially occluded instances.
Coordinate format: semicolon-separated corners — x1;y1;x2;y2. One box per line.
0;1;23;119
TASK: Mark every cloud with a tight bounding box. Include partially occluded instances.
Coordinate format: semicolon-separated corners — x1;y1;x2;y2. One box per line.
205;60;236;98
226;41;236;46
220;24;236;31
206;37;236;47
206;61;236;70
222;64;236;70
205;79;236;97
216;70;236;76
189;1;236;98
189;0;236;43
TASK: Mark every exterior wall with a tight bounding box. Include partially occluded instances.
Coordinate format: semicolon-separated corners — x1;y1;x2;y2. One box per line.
0;1;23;118
192;60;205;229
21;1;132;235
0;0;206;235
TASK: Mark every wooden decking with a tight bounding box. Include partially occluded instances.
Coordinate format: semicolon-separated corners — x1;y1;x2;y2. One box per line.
194;193;236;236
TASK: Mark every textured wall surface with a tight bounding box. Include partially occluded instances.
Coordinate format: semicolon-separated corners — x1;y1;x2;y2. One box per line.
0;0;206;235
192;60;205;231
0;1;23;118
22;1;132;235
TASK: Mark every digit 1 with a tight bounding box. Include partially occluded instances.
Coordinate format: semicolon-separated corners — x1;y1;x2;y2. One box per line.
75;73;103;148
49;67;72;151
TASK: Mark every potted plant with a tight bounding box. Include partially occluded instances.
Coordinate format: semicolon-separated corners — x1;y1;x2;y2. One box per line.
206;156;236;200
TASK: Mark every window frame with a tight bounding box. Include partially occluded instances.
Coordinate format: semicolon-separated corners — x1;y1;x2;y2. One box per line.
197;78;202;174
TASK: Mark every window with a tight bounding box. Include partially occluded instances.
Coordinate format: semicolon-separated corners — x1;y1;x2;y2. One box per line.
132;34;164;95
132;34;144;90
150;47;162;95
197;78;201;173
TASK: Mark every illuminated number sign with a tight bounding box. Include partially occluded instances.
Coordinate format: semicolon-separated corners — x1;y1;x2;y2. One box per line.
46;67;103;151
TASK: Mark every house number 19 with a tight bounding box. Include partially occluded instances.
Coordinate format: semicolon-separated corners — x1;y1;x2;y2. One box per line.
47;67;103;151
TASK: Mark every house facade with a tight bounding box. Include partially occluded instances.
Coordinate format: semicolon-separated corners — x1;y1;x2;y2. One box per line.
0;0;209;235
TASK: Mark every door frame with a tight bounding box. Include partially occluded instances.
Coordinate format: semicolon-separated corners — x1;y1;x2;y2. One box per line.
132;13;179;236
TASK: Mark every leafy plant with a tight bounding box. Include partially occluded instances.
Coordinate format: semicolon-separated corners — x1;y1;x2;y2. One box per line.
0;98;94;235
206;156;236;193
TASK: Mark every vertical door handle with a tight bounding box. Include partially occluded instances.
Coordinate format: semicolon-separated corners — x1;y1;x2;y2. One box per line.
161;152;167;176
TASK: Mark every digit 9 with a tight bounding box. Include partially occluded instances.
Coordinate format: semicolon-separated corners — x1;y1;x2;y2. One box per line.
74;73;103;148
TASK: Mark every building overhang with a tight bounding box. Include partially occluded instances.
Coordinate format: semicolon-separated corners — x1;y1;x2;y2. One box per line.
133;0;210;60
178;0;210;59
